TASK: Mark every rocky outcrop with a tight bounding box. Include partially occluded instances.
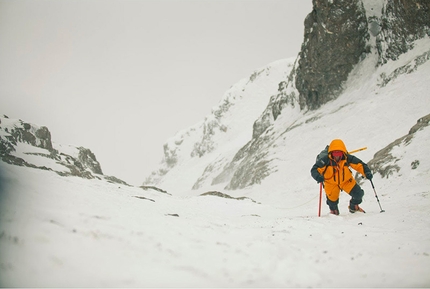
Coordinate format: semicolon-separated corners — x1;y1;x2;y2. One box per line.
252;71;300;140
251;0;370;142
365;113;430;180
296;0;369;110
1;117;53;152
77;147;103;175
0;115;127;184
376;0;430;65
295;0;430;110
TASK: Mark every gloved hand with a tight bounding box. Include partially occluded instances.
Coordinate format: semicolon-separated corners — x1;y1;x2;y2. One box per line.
365;171;373;180
316;174;324;183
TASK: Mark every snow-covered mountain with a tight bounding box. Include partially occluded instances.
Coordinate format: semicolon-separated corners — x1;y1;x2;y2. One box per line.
143;58;296;190
144;0;430;202
0;116;128;185
1;0;430;287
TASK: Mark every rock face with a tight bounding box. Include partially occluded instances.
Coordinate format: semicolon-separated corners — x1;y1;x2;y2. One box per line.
77;147;103;175
296;0;369;110
251;0;370;144
252;0;430;138
376;0;430;65
3;121;53;152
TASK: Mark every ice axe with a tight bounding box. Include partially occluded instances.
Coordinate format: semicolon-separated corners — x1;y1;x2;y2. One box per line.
348;146;367;154
370;179;385;213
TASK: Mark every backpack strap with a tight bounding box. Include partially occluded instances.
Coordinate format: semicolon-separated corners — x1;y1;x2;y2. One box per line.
321;158;330;178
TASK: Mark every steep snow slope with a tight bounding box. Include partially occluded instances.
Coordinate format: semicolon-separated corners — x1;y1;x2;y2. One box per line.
0;118;429;287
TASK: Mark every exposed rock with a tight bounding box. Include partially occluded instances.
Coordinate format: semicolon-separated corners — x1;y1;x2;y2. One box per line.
379;49;430;87
0;116;110;182
139;185;170;195
376;0;430;65
1;154;52;172
409;114;430;134
3;121;54;151
200;191;258;203
365;113;430;180
296;0;369;110
252;75;300;139
77;147;103;175
104;175;130;186
223;136;274;190
35;126;53;151
134;196;155;202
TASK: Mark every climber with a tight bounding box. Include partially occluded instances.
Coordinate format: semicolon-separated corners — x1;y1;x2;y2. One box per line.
311;139;373;215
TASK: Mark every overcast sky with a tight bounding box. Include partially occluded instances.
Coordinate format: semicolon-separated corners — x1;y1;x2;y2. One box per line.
0;0;313;185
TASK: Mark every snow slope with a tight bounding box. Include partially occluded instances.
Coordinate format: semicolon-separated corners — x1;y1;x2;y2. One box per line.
0;120;429;287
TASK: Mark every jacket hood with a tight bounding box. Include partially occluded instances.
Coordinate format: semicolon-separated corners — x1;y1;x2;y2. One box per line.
328;139;348;153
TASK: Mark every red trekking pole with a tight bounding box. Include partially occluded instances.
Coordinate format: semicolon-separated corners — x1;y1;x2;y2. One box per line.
318;182;323;217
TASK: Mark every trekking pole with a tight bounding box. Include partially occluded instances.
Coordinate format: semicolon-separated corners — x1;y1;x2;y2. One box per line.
318;182;322;217
370;179;385;213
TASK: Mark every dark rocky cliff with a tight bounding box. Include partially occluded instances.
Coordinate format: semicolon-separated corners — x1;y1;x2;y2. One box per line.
253;0;430;138
376;0;430;65
296;0;369;110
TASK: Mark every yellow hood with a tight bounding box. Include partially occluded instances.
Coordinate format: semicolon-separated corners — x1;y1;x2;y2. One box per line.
328;139;348;153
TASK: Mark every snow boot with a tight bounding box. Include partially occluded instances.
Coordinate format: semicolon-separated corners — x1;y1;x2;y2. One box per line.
327;198;339;215
349;204;365;213
330;209;339;215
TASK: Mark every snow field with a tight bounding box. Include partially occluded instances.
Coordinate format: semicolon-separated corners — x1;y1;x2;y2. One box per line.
1;148;430;287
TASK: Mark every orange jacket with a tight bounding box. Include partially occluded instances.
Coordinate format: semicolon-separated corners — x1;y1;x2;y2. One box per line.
311;139;371;193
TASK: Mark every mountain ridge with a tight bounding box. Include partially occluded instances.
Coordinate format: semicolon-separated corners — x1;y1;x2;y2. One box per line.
0;115;128;185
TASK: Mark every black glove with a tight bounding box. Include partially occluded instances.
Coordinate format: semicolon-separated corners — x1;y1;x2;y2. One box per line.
365;171;373;180
315;174;324;183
